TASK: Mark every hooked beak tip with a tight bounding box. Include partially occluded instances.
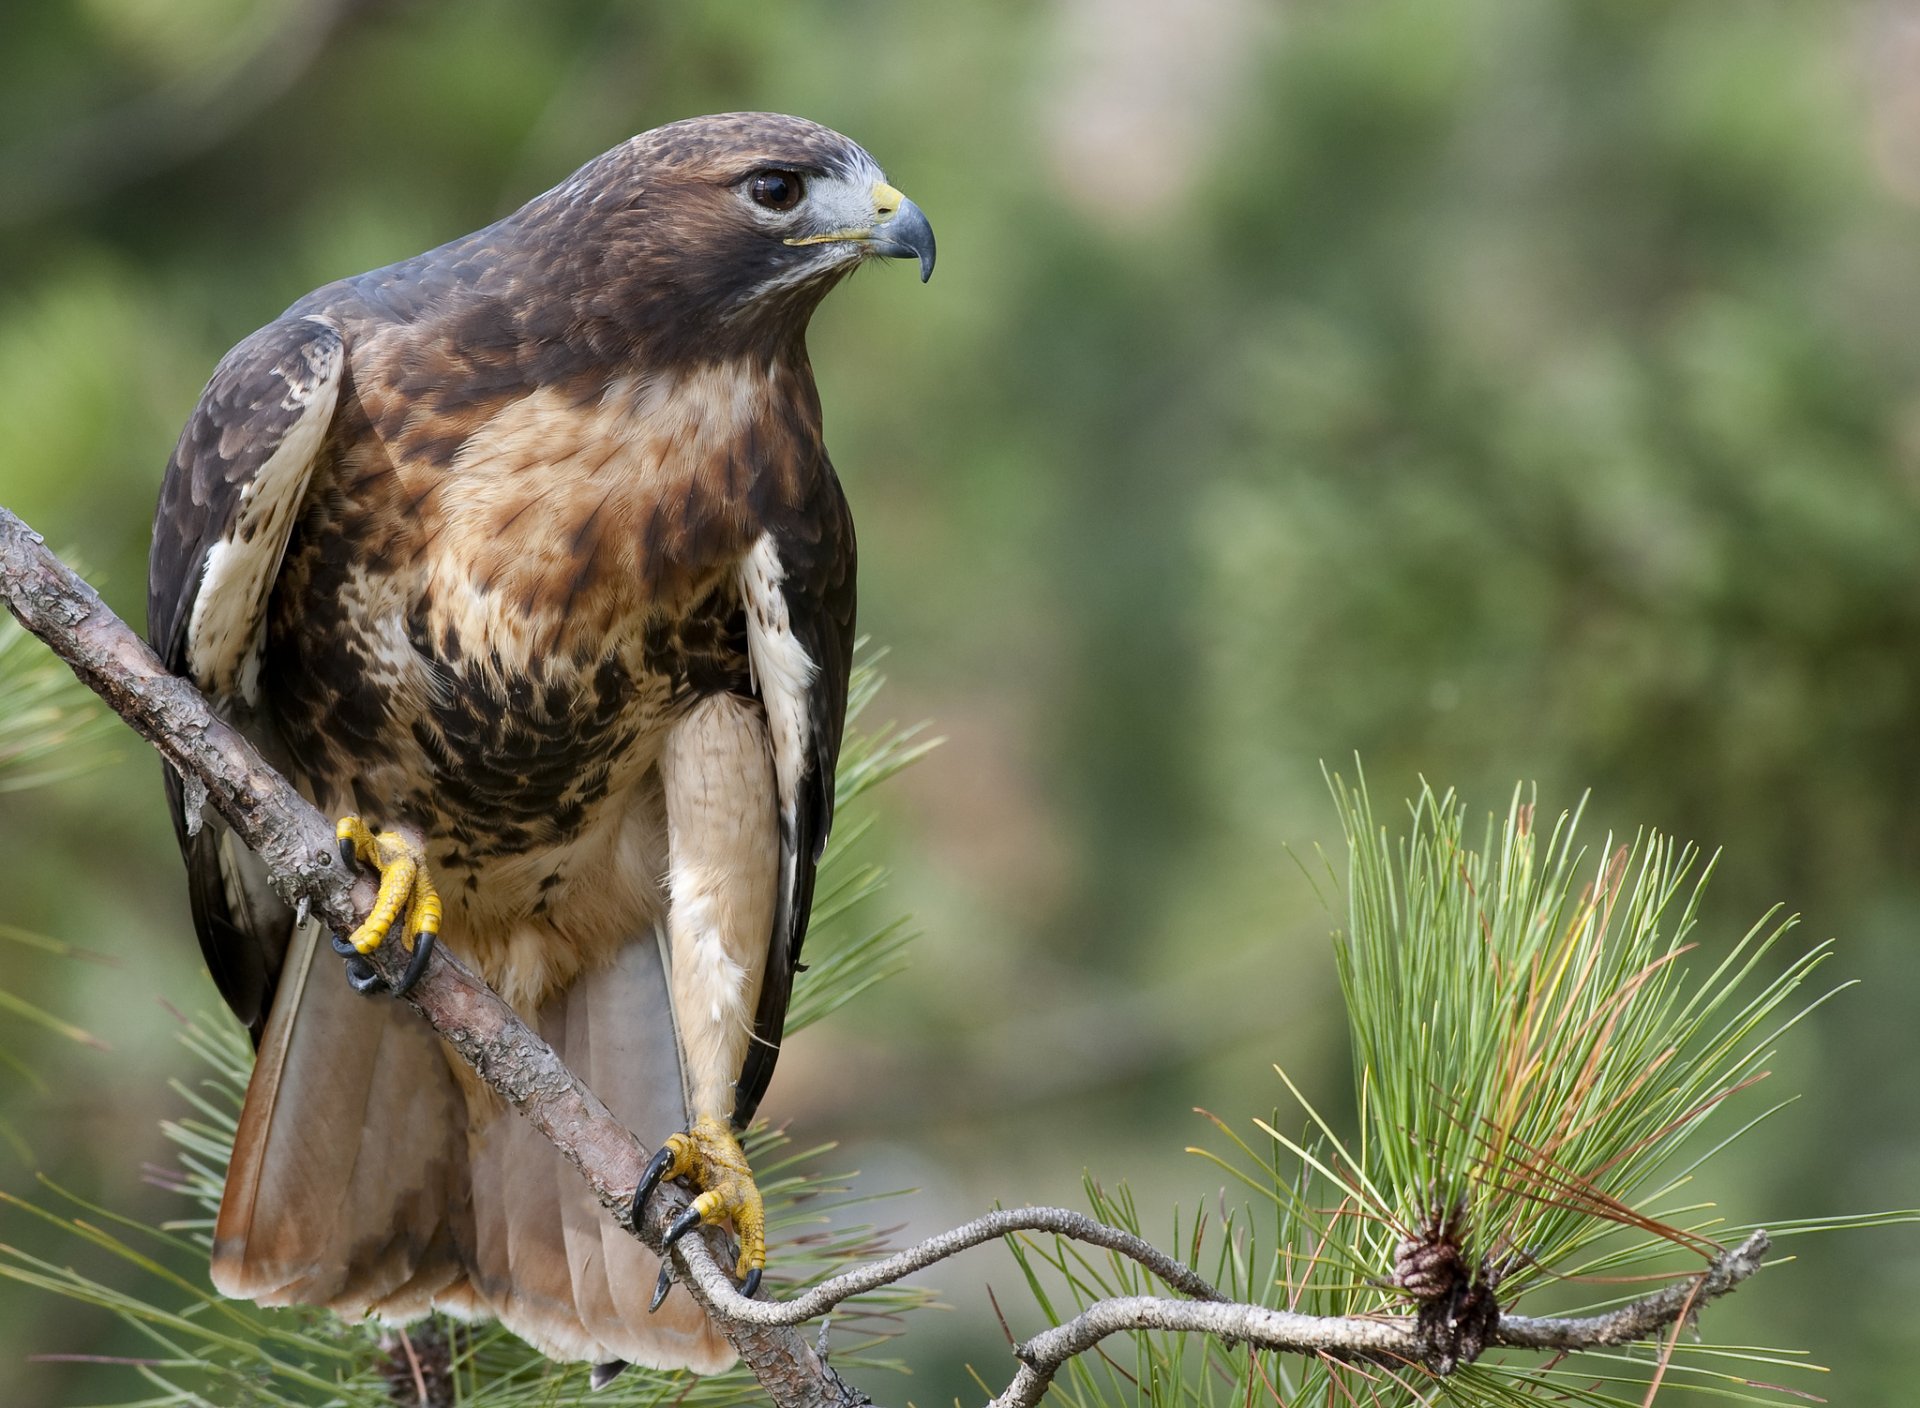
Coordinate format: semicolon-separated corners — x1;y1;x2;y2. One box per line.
873;196;935;282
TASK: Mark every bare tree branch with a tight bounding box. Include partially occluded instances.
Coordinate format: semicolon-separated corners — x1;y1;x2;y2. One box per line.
0;503;1777;1408
1494;1230;1770;1350
685;1206;1226;1326
988;1232;1772;1408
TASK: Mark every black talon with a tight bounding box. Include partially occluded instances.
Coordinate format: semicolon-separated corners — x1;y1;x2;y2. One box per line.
332;932;386;989
589;1360;630;1390
342;952;388;996
649;1263;674;1313
663;1205;704;1251
632;1144;676;1222
338;837;359;873
332;932;390;995
741;1267;762;1299
393;928;436;997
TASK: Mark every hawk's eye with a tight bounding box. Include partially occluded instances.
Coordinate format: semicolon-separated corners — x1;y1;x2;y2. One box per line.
748;170;805;212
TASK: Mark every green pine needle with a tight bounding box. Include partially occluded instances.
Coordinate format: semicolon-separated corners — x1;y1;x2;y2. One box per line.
1009;772;1914;1408
0;597;117;794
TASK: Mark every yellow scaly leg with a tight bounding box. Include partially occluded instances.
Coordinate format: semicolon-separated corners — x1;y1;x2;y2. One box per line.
634;1113;767;1302
332;815;442;996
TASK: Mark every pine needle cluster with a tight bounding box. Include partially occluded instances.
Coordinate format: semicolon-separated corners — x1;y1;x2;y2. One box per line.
0;608;115;794
1009;773;1905;1408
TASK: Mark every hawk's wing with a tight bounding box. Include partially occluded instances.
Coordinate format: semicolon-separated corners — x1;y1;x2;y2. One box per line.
148;314;344;1040
732;471;856;1126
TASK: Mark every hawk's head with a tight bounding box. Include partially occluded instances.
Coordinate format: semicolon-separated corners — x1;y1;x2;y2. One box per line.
520;113;935;363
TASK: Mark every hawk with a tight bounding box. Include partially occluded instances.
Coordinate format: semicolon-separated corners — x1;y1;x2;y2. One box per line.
146;113;933;1376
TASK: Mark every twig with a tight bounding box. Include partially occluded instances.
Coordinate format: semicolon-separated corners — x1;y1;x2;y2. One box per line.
1494;1230;1770;1350
0;504;1778;1408
376;1323;446;1408
988;1232;1771;1408
685;1206;1225;1326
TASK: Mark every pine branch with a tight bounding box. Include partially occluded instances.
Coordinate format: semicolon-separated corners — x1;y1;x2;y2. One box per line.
0;504;1778;1407
675;1207;1229;1326
991;1231;1771;1408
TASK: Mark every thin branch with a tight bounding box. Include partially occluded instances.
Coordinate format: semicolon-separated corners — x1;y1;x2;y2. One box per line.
1494;1229;1770;1350
683;1206;1227;1326
989;1232;1771;1408
0;504;1778;1408
991;1298;1414;1408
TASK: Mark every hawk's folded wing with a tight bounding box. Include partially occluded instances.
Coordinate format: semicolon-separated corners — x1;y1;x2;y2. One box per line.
733;468;856;1126
148;314;344;1039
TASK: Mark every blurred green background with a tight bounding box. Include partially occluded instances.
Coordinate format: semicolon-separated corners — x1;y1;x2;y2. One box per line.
2;0;1918;1403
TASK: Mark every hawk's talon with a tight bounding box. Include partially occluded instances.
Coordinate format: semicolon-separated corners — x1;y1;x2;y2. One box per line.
393;927;436;997
330;815;441;995
635;1116;767;1282
649;1264;674;1314
741;1267;762;1300
633;1143;679;1222
336;943;388;996
332;926;434;998
663;1203;707;1251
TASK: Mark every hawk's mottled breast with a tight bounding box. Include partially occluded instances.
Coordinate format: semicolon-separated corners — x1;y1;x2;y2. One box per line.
265;351;827;894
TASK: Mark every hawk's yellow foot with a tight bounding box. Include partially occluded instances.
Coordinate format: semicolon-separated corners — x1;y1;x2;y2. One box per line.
634;1114;767;1301
331;816;440;997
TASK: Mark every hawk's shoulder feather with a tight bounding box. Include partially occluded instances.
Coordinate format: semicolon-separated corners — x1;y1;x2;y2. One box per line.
150;314;344;693
148;312;344;1040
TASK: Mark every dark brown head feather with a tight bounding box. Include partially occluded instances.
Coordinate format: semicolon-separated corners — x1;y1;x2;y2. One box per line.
295;113;888;377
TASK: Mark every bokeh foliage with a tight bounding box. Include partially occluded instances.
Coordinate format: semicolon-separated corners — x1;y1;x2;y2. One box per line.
1;0;1916;1403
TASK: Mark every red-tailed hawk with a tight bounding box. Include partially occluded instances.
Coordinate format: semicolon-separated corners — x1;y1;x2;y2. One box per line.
145;112;933;1379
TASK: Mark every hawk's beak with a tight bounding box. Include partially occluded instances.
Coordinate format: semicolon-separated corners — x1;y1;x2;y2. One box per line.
783;181;937;281
868;183;936;282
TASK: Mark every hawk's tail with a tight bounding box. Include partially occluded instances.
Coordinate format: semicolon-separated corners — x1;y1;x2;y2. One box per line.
462;933;732;1371
213;924;733;1374
213;920;469;1314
